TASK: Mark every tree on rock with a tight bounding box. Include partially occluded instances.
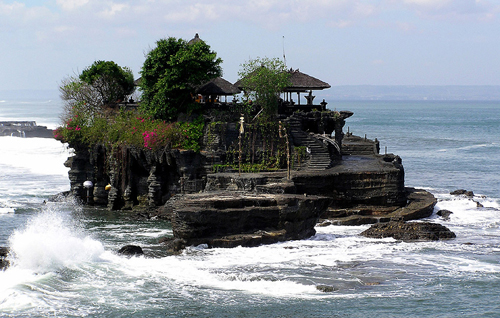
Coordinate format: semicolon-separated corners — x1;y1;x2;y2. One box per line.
237;57;290;118
79;60;135;105
139;36;223;121
60;60;135;123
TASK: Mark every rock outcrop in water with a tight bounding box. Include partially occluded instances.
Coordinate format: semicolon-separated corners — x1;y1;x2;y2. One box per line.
360;221;456;241
117;245;144;256
0;121;54;138
319;187;436;226
164;192;330;249
61;109;440;249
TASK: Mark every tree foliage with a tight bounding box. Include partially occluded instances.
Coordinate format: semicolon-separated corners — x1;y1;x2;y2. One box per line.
238;57;290;118
59;60;135;125
139;37;223;121
79;60;135;104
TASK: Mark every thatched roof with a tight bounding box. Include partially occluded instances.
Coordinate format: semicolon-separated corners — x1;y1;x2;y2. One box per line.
285;69;331;92
234;68;330;92
196;77;241;96
188;33;203;45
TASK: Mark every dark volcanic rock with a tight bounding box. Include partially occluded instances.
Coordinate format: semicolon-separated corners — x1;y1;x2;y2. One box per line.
117;245;144;256
0;121;54;138
0;247;9;258
316;285;338;293
169;192;331;250
450;189;474;197
322;188;437;226
0;247;9;271
360;221;456;241
437;209;453;220
160;238;187;254
0;259;9;271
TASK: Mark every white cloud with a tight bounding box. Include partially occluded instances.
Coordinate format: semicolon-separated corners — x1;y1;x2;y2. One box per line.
0;2;24;14
99;3;129;18
163;2;221;23
56;0;90;11
396;0;500;21
0;2;55;37
402;0;452;7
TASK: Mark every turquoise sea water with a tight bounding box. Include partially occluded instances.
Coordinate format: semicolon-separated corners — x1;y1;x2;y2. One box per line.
0;98;499;317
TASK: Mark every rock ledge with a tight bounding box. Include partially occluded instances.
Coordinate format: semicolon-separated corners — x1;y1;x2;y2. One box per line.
360;221;456;241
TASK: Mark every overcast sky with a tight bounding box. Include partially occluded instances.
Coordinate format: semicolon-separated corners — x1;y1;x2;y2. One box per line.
1;0;500;92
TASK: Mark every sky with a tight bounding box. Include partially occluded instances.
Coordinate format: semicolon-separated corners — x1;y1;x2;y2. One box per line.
1;0;500;93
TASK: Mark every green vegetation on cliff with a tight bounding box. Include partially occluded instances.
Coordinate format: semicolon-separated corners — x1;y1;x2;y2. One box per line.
56;36;221;152
139;37;223;121
55;109;204;152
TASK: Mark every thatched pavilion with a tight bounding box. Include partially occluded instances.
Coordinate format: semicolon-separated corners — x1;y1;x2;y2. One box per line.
235;67;331;112
283;68;331;106
196;77;241;104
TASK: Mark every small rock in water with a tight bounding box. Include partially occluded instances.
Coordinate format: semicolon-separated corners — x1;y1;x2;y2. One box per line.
316;285;338;293
450;189;474;197
0;247;10;271
0;259;9;271
317;220;333;227
360;221;456;241
160;238;187;253
437;209;453;220
117;245;144;256
0;247;9;258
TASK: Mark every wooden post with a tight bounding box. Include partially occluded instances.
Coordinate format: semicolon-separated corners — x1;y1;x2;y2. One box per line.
279;121;291;180
286;132;290;180
238;134;242;176
239;115;244;176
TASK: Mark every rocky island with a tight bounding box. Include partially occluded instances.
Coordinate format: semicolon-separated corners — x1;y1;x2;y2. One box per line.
53;34;454;253
63;107;448;251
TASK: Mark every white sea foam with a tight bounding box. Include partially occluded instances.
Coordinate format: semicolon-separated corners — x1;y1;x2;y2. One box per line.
434;194;500;228
0;136;71;177
0;207;15;214
0;207;107;314
7;209;105;272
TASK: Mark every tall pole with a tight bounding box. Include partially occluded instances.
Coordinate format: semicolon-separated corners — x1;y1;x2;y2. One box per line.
286;128;290;180
279;121;290;180
239;115;244;176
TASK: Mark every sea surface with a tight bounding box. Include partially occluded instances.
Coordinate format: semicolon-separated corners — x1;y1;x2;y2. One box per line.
0;97;499;317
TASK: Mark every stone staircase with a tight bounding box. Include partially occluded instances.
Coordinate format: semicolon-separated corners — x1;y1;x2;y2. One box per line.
287;117;332;170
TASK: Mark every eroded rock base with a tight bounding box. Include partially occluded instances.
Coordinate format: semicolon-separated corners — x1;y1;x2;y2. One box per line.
319;188;437;226
166;192;330;250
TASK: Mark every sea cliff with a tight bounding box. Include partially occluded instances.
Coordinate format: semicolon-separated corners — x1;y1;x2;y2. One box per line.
62;110;436;249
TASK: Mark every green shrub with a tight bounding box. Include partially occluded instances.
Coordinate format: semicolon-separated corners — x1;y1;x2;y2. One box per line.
55;109;204;152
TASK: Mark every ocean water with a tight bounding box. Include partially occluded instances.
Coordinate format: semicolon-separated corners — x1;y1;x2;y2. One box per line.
0;98;499;317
